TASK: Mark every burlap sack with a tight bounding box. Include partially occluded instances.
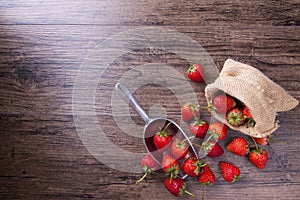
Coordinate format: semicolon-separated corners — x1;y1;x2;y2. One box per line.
205;59;299;138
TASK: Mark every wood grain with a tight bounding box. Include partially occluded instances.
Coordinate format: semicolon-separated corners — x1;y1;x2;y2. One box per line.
0;0;300;199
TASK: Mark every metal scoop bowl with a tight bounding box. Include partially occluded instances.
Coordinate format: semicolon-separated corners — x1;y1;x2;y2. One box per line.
115;83;198;179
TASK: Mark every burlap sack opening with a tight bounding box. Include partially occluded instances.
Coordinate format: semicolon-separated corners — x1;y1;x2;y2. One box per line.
205;59;299;138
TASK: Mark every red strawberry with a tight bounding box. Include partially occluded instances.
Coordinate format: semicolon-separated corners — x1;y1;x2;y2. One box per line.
170;138;189;160
242;106;253;119
198;165;215;185
189;119;209;138
153;123;172;152
226;137;249;156
226;108;246;127
207;142;224;158
253;137;269;146
162;153;180;182
242;106;256;127
201;141;223;158
254;137;268;146
212;94;236;114
136;154;160;183
249;148;268;169
187;63;205;83
207;122;228;141
164;178;195;197
181;103;200;122
182;156;205;177
220;162;241;183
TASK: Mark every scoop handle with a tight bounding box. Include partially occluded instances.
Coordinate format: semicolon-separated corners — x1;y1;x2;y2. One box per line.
115;83;150;124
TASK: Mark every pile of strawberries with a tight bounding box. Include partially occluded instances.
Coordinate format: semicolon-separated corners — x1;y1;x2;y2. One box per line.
136;64;272;198
212;93;256;128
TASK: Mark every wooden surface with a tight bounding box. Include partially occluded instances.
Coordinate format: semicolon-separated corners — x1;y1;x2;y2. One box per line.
0;0;300;199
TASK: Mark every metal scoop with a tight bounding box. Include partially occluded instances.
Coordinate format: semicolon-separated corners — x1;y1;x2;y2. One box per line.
115;83;198;179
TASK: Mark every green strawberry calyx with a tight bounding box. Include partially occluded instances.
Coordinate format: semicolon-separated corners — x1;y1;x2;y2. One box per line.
175;138;187;150
166;165;179;183
188;65;196;73
227;110;244;126
157;122;171;137
179;182;195;197
187;103;200;113
191;118;206;127
201;181;213;186
193;160;206;174
232;175;241;183
205;100;214;111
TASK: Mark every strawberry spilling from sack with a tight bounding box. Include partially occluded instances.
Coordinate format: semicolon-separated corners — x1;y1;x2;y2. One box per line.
212;94;256;128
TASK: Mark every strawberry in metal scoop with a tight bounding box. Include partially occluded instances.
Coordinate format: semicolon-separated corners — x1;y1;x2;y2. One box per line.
153;123;172;153
170;138;189;160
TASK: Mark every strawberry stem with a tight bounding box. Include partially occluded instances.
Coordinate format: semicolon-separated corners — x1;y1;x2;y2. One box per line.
202;186;206;200
184;190;195;197
163;122;172;132
136;172;148;184
250;137;259;151
205;104;212;111
192;143;201;148
271;139;288;144
181;136;195;143
202;133;214;147
169;173;173;183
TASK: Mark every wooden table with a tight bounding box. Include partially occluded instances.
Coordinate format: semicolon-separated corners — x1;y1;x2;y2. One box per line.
1;1;299;199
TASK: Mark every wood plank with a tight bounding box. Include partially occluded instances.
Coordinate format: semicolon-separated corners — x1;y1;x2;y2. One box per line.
0;0;300;199
0;0;299;26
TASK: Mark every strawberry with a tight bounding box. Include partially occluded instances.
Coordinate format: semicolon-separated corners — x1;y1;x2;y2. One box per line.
242;106;256;127
212;94;236;114
181;103;200;122
207;122;228;141
207;142;224;158
242;106;253;119
170;138;189;160
153;123;172;152
226;137;249;156
162;153;180;183
189;119;209;138
198;165;215;185
253;137;269;146
187;63;205;83
164;178;195;197
249;148;268;169
182;156;205;177
253;135;273;146
136;154;160;183
226;108;246;127
249;137;269;169
220;162;241;183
